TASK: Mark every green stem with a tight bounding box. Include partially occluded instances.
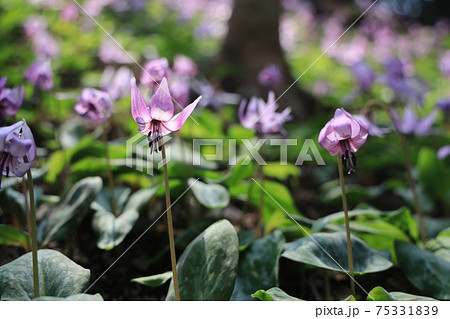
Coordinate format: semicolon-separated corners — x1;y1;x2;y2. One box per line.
397;132;427;245
337;155;355;297
161;143;181;301
102;122;118;217
25;165;40;298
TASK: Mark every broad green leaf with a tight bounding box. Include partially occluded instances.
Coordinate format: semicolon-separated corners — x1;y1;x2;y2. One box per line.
227;124;255;139
252;287;301;301
311;208;383;233
417;148;450;201
238;230;254;251
0;224;30;247
37;177;103;246
0;249;90;300
426;227;450;263
92;187;158;250
166;220;239;300
389;292;436;301
395;241;450;299
231;230;285;301
367;286;395;301
342;295;356;301
132;271;172;288
34;293;103;301
188;178;230;209
282;232;393;275
263;162;300;181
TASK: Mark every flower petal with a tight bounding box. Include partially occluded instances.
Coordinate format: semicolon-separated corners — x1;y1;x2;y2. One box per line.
0;121;22;150
20;120;37;162
318;119;341;156
150;78;174;122
415;111;436;136
333;108;359;140
162;95;202;133
130;77;152;133
7;135;32;158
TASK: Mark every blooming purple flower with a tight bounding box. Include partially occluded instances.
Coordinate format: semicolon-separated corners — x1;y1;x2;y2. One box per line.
173;54;198;78
131;77;201;152
24;58;54;91
391;107;436;136
354;114;390;138
0;77;24;117
257;64;283;89
351;61;375;92
74;88;112;123
239;91;292;136
437;145;450;160
100;66;132;100
140;58;172;90
0;120;36;188
318;108;369;174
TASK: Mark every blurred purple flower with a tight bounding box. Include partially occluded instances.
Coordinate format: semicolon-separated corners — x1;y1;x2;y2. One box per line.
24;58;54;91
173;54;198;78
318;108;369;174
31;32;60;58
391;107;436;136
100;66;132;100
239;91;292;136
23;15;47;37
74;88;112;123
354;114;390;138
131;77;201;152
140;58;172;90
436;99;450;114
60;3;79;22
0;77;24;117
99;38;132;64
437;145;450;160
258;64;283;89
352;61;375;92
169;76;190;107
439;51;450;78
0;120;36;187
191;79;240;109
382;58;428;105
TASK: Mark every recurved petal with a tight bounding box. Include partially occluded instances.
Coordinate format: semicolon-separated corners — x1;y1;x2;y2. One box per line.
9;157;31;178
162;95;202;133
348;124;368;152
131;77;152;129
7;135;32;158
20;120;37;162
333;108;360;140
150;78;174;122
0;121;22;150
318;119;341;156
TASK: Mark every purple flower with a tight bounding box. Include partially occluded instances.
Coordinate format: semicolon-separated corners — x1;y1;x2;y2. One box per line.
382;58;428;105
74;88;112;123
257;64;283;89
100;66;132;100
60;3;79;22
436;99;450;114
131;77;201;152
239;91;291;136
169;76;190;107
437;145;450;160
354;114;390;138
23;15;47;37
31;31;60;58
318;108;369;174
24;58;54;91
439;51;450;78
0;77;24;117
351;61;375;92
191;79;240;109
173;54;198;78
98;38;132;64
391;107;436;136
0;120;36;188
140;58;172;90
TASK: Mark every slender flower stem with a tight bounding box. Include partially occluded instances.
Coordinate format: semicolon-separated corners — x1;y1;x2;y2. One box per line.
102;122;118;217
24;163;40;298
21;178;31;248
161;142;181;301
397;132;427;245
337;155;355;297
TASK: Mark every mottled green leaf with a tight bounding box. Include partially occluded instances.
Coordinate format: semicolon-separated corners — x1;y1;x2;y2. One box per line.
282;232;393;275
367;286;395;301
252;287;301;301
166;219;239;300
231;230;285;300
0;249;90;300
132;271;172;288
188;178;230;209
34;293;103;301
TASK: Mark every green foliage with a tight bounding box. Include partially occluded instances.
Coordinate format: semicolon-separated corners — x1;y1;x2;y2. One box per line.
252;287;302;301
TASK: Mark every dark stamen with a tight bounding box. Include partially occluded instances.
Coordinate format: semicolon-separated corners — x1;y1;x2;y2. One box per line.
351;153;357;167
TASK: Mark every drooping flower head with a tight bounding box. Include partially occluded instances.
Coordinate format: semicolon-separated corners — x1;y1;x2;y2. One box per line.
131;77;201;153
0;77;24;117
318;108;369;174
74;88;112;123
24;58;54;91
173;54;198;78
391;107;436;136
0;120;36;188
257;64;283;89
140;58;172;90
239;91;291;136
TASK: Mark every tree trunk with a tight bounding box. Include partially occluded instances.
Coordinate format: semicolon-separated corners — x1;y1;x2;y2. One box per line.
217;0;319;120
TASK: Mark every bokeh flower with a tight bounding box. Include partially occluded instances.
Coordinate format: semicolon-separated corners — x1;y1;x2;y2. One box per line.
258;64;283;89
351;61;375;92
140;58;172;90
391;107;436;136
100;66;132;100
436;99;450;115
318;108;369;174
239;91;291;136
131;77;201;152
0;120;36;187
437;145;450;160
74;88;112;123
0;77;24;117
24;58;54;91
173;54;198;78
